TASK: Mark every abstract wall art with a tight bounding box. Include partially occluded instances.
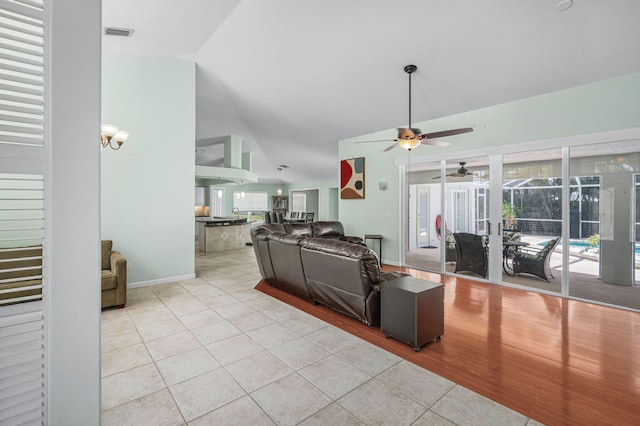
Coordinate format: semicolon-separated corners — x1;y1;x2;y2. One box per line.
340;157;365;199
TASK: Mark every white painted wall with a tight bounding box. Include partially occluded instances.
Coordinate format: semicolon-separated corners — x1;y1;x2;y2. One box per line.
47;0;101;423
102;56;196;285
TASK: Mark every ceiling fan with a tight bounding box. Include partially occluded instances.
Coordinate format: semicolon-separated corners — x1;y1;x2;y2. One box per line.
357;64;473;152
432;162;473;179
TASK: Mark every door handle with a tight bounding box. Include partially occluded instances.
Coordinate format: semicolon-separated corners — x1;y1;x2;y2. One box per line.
488;221;492;235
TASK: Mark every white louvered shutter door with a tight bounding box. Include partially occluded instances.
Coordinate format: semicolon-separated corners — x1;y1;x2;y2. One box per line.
0;0;46;424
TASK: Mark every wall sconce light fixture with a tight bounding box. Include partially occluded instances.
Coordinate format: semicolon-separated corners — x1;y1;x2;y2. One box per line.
101;123;129;150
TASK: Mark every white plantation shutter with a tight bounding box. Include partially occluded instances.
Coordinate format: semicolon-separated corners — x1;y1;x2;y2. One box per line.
0;0;44;148
0;302;43;425
0;173;43;305
0;0;46;424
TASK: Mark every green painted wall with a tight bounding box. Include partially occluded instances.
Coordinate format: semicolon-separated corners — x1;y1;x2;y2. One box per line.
102;56;196;284
339;72;640;265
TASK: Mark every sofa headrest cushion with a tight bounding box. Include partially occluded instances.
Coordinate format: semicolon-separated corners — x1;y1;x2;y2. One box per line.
251;224;286;240
301;236;373;258
311;221;345;237
301;237;380;282
101;240;112;270
284;223;313;237
268;232;306;246
263;223;287;233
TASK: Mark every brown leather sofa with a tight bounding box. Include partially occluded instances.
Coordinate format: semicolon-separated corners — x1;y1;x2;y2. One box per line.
101;240;127;309
251;221;408;325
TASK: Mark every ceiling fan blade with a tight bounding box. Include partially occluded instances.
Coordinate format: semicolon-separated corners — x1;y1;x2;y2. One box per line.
434;174;458;180
421;127;473;139
383;143;400;152
421;139;450;147
354;139;396;144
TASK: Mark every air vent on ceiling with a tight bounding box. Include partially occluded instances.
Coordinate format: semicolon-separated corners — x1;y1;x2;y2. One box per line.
104;27;134;37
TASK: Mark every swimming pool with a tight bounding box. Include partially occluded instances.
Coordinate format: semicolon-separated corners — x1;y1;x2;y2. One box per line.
539;239;640;255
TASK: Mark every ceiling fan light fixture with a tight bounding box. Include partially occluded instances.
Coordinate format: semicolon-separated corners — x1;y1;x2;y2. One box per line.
399;138;421;151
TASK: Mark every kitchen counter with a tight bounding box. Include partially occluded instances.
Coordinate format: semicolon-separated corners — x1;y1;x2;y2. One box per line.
196;217;252;253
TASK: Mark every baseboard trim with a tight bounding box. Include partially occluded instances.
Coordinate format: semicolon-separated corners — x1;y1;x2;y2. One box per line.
381;259;401;267
128;273;196;289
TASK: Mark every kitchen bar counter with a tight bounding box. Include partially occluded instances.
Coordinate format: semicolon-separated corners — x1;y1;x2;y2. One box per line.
196;217;252;253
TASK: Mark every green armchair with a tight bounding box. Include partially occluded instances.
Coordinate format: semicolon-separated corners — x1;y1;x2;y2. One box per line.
101;240;127;309
0;246;42;305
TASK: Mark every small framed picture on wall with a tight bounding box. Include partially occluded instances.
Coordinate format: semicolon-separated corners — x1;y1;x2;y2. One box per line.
340;157;365;199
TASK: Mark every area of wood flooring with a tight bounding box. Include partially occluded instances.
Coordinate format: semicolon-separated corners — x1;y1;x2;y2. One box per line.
256;267;640;425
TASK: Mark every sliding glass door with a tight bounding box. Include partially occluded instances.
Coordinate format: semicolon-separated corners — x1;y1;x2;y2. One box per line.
636;174;640;285
406;161;442;271
501;149;563;293
404;138;640;311
406;157;493;277
568;141;639;310
443;157;492;278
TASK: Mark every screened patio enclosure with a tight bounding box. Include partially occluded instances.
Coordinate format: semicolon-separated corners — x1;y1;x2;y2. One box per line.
405;139;640;311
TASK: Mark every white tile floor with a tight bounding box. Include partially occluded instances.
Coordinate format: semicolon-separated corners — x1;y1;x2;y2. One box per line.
101;246;542;425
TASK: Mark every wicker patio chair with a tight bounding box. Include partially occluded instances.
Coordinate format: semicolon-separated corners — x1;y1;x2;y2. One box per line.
453;233;488;278
512;237;560;282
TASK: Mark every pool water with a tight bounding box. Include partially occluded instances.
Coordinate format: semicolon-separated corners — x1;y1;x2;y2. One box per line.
539;239;640;255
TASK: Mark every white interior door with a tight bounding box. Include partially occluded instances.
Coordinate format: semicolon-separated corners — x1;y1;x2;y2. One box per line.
210;187;224;217
417;185;430;247
452;190;468;232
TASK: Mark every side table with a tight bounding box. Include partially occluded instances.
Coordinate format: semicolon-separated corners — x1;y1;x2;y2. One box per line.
380;276;444;352
364;234;383;264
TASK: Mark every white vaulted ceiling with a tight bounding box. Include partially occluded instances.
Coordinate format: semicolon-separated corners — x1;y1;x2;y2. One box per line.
102;0;640;183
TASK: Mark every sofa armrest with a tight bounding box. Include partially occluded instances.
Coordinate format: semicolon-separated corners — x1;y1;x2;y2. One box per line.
380;271;412;283
110;250;127;285
339;235;365;245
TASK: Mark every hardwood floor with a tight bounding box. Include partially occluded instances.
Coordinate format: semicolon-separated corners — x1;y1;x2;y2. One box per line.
256;267;640;425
